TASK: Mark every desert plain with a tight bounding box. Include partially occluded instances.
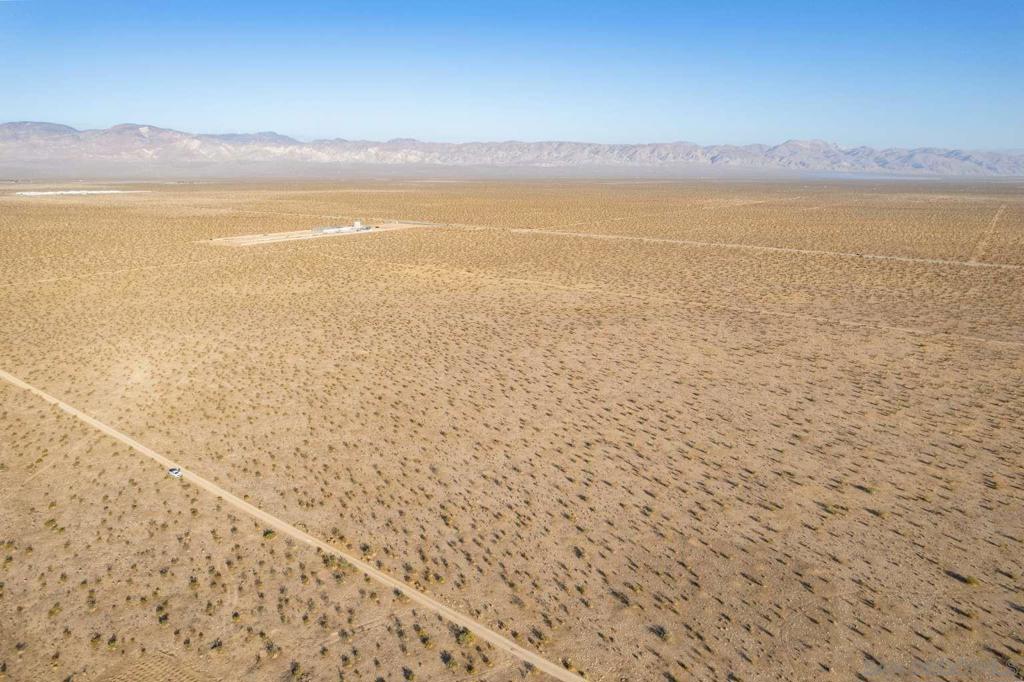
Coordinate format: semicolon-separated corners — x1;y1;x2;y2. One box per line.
1;179;1022;681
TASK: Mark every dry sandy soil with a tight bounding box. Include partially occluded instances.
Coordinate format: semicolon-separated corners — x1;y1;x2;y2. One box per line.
1;180;1022;681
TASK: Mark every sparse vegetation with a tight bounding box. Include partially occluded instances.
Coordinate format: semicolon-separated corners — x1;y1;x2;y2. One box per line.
1;181;1022;681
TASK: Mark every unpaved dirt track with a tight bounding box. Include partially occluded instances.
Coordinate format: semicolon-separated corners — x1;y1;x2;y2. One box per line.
970;203;1008;262
448;223;1023;270
0;367;587;682
510;226;1024;269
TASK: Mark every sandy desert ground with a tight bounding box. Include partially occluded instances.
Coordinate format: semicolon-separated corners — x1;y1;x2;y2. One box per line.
1;180;1022;681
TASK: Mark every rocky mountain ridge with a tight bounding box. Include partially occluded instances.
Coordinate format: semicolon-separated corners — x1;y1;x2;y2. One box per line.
2;122;1021;176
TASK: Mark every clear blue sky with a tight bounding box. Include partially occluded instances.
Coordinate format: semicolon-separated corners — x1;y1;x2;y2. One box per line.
1;0;1021;149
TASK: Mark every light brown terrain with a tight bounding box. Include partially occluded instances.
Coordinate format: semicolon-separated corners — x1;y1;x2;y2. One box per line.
1;180;1022;681
206;222;439;247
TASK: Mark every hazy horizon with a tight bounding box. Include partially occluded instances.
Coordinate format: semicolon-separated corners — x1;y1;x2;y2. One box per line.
7;119;1024;153
2;1;1021;150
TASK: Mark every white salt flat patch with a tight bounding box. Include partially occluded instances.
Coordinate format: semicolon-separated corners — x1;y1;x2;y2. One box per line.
15;190;150;196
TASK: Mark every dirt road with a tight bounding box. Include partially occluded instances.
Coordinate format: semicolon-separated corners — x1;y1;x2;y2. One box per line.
448;223;1022;270
0;367;587;682
970;204;1008;262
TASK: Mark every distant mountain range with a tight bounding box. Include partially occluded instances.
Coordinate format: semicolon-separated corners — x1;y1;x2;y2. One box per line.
2;122;1022;177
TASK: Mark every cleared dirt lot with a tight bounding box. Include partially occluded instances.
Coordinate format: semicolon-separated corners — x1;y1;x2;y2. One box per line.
1;180;1022;681
207;222;438;247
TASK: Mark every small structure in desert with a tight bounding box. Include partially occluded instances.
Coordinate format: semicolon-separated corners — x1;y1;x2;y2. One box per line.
314;220;370;235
